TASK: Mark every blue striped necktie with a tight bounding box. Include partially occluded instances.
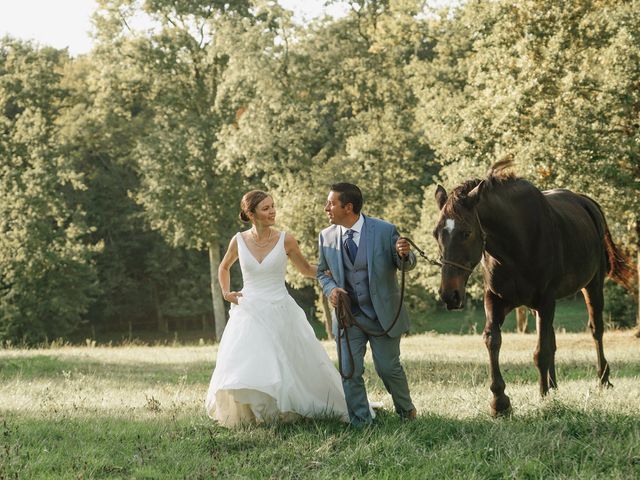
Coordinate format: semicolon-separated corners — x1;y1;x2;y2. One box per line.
344;229;357;264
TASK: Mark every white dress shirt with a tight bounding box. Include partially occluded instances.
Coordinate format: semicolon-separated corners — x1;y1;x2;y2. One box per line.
340;214;364;247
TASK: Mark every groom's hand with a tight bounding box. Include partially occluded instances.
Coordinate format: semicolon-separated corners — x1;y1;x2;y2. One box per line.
396;237;411;257
329;287;348;307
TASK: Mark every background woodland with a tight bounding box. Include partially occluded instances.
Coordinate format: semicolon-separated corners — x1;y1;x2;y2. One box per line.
1;0;637;344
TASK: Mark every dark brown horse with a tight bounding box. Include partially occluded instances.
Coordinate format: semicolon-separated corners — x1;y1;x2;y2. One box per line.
433;161;635;416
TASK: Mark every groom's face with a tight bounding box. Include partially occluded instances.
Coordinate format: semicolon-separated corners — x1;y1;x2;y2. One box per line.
325;191;351;226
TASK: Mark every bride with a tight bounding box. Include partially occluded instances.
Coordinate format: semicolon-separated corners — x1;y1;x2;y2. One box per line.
205;190;349;426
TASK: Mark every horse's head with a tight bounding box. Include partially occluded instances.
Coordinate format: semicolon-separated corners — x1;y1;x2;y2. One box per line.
433;181;485;310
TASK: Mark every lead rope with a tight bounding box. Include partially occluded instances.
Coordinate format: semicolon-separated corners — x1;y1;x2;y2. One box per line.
335;215;487;379
336;255;408;380
336;249;410;379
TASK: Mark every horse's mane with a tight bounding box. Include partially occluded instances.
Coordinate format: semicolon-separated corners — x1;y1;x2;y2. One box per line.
443;158;519;219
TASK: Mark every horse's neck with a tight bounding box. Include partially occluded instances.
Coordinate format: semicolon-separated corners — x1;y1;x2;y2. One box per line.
478;186;552;265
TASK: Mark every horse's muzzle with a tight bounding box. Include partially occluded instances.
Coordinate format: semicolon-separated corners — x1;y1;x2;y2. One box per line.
441;288;464;310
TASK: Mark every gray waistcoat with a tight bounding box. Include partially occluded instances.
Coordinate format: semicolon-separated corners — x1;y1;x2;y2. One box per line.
343;226;376;319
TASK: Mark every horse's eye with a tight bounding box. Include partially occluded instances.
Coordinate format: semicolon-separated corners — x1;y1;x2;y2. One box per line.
461;231;471;240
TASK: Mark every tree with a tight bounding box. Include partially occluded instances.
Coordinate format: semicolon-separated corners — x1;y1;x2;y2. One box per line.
0;39;99;344
216;0;437;333
94;0;252;339
411;0;639;312
61;45;215;336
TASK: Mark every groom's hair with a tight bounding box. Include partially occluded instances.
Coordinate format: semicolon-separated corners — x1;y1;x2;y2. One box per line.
331;183;363;214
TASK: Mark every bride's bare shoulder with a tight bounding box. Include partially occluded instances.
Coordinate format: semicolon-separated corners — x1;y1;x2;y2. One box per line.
283;231;301;249
226;233;240;250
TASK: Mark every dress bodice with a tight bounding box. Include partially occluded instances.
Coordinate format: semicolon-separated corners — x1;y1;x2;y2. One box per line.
236;231;288;302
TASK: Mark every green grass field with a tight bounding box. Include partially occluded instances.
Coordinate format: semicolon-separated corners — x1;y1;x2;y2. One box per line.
2;329;640;479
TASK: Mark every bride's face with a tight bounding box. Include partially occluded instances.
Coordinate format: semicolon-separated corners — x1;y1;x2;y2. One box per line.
251;196;276;227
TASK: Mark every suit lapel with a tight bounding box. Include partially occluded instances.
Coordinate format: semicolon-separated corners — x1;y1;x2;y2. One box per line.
332;226;345;286
365;215;375;281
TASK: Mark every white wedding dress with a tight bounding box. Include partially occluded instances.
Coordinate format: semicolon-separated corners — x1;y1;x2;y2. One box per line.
205;231;349;426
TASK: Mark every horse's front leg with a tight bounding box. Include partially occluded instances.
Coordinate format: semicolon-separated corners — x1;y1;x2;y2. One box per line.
533;298;557;396
483;291;512;416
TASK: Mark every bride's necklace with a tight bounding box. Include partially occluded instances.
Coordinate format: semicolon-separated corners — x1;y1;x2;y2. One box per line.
250;228;272;248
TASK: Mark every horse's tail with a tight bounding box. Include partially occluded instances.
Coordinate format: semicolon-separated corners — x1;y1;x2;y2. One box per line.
603;226;636;292
585;196;637;292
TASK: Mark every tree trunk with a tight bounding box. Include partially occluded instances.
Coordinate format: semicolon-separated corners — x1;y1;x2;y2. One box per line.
636;234;640;338
153;283;168;333
635;219;640;338
516;306;528;334
208;243;227;341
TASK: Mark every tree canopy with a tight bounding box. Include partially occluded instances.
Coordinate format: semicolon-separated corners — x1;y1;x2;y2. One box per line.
0;0;637;343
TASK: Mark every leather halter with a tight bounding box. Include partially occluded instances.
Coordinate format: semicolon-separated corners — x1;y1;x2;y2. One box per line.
439;209;487;274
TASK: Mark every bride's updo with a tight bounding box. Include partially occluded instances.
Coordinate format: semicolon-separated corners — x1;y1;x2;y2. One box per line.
239;190;271;223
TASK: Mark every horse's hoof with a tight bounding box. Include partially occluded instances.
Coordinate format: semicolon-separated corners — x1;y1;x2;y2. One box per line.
600;380;614;389
490;395;512;417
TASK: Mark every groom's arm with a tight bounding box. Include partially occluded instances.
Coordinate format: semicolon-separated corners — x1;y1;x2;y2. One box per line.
391;226;417;271
317;232;339;298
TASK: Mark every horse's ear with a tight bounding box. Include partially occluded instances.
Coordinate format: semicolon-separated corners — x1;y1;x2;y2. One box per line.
435;185;448;210
465;180;485;207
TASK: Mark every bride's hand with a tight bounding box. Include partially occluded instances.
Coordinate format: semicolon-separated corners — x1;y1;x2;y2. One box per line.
223;291;243;305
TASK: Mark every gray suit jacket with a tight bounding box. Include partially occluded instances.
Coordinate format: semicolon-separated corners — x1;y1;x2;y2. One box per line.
317;215;417;338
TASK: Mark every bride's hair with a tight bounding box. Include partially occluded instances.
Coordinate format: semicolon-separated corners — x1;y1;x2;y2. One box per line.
239;190;271;223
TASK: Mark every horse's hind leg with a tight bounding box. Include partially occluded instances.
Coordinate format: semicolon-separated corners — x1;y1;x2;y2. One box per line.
534;299;557;396
582;274;612;388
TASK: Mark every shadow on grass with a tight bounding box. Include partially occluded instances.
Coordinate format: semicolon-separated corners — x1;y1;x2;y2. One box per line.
0;355;214;385
3;355;640;388
399;357;640;386
3;402;640;479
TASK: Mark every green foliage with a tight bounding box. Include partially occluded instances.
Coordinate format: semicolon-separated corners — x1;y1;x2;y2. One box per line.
94;0;252;249
58;45;213;334
604;281;638;328
1;0;638;341
216;1;437;320
411;0;640;300
0;39;99;344
93;0;260;338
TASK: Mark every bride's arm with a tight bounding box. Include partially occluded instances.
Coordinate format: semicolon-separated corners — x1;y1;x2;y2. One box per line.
218;236;242;304
284;232;317;278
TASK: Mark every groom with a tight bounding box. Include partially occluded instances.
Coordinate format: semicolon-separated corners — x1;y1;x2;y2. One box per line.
317;182;417;426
